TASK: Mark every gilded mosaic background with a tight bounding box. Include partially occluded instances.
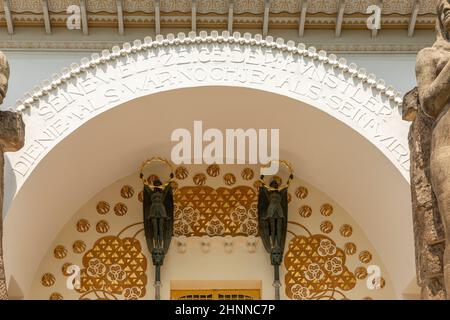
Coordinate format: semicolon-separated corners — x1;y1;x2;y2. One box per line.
30;164;393;300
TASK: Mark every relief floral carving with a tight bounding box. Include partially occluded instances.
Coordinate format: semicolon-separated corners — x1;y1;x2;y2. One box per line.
291;284;311;300
123;286;142;300
77;236;147;300
304;263;325;281
106;264;126;282
174;185;258;236
206;217;225;236
324;257;344;276
318;238;337;257
285;234;356;300
86;258;106;277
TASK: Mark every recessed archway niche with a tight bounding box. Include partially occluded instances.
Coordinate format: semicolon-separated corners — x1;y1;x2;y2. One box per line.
29;164;395;300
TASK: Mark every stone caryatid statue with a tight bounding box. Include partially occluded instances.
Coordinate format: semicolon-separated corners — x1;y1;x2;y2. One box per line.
405;0;450;299
0;52;25;300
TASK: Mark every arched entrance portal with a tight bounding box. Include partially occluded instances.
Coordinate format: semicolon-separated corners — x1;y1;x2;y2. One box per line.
3;32;413;299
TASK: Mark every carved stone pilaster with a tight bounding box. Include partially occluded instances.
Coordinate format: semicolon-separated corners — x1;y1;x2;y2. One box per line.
403;88;446;300
0;52;25;300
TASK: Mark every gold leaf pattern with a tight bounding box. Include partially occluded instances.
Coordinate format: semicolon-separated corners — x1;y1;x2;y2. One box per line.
77;236;147;300
174;186;257;236
285;234;356;300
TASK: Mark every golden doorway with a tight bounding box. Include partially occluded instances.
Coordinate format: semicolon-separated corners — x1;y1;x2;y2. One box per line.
170;280;261;300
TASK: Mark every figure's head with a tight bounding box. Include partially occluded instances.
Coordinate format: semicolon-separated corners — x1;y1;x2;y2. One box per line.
0;53;10;104
151;248;165;266
438;0;450;37
269;179;279;190
270;246;283;265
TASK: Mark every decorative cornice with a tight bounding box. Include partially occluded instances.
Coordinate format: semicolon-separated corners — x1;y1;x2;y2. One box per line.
0;39;431;53
0;0;439;31
1;0;440;15
12;30;404;113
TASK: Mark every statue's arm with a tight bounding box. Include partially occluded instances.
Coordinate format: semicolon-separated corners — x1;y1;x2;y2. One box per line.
416;49;450;118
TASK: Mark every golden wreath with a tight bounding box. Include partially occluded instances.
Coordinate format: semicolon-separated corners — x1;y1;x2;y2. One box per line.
259;160;294;191
139;157;175;190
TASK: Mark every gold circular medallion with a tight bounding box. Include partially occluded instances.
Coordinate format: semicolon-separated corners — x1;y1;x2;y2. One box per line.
76;219;90;233
298;205;312;218
241;168;254;180
295;186;308;199
223;173;236;186
320;203;333;216
73;240;86;254
206;164;221;177
53;245;67;259
120;185;134;199
320;220;333;233
114;202;128;216
96;220;110;233
193;173;207;186
41;273;56;287
175;166;189;180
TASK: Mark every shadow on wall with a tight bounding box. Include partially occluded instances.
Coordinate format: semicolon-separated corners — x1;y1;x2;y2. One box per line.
3;156;17;220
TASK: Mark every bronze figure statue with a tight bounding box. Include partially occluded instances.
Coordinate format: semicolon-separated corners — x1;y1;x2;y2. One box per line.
257;160;293;300
258;179;288;264
140;157;174;300
143;179;174;266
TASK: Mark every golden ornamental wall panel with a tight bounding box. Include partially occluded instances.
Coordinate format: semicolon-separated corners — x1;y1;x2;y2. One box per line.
30;164;395;300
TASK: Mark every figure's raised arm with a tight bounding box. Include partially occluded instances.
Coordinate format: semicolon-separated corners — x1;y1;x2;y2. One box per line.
417;48;450;118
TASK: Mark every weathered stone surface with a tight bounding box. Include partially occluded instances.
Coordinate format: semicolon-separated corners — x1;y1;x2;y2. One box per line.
0;51;25;300
405;88;446;299
408;0;450;300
